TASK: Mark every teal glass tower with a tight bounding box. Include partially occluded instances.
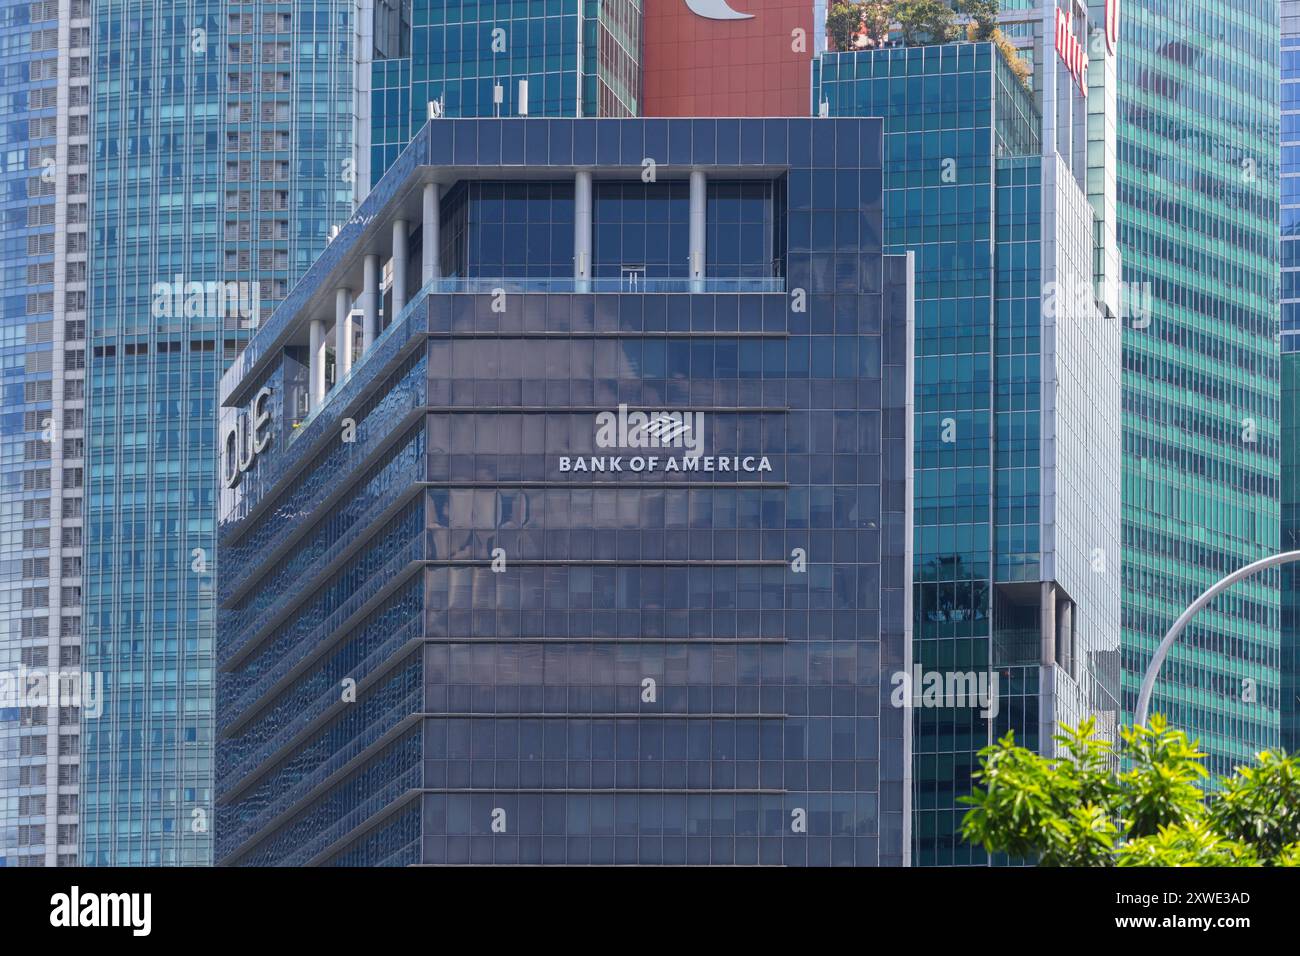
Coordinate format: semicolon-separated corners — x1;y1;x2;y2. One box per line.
815;15;1124;865
81;0;355;865
1118;0;1281;773
362;0;642;185
1282;0;1298;754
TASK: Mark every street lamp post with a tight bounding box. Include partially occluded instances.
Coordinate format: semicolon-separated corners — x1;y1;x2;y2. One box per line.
1135;550;1300;728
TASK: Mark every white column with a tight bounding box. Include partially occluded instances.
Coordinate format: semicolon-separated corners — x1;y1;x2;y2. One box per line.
1040;581;1056;667
574;169;592;293
309;318;327;409
362;253;380;351
335;288;353;383
423;182;440;283
1057;600;1074;679
689;169;706;293
391;218;409;316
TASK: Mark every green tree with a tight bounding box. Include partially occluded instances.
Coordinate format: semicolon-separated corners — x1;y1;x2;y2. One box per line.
859;0;892;48
1211;750;1300;860
958;0;999;41
893;0;956;45
826;2;863;52
961;716;1300;866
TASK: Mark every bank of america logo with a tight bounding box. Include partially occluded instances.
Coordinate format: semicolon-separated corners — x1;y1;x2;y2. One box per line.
685;0;753;21
596;404;705;458
643;415;693;445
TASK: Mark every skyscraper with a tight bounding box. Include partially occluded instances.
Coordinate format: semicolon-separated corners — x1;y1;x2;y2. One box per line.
363;0;643;187
0;0;92;868
80;0;355;865
1118;0;1281;774
815;3;1124;865
1281;0;1299;755
215;115;915;867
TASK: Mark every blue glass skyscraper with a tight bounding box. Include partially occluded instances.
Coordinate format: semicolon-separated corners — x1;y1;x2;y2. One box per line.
1;0;92;867
363;0;642;185
82;0;231;868
81;0;355;865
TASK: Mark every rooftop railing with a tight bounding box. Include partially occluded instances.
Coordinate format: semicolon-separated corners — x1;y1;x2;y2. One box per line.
427;276;785;295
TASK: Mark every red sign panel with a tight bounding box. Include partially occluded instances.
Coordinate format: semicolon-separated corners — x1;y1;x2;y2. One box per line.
643;0;815;117
1054;7;1089;97
1105;0;1120;56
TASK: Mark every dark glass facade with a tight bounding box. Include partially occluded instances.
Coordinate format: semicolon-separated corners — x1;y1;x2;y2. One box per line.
215;117;915;866
437;178;778;282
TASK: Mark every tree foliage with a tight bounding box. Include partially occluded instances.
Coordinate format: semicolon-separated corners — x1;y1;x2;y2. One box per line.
958;0;1000;41
827;1;1006;52
826;2;864;52
819;0;1029;92
859;1;893;47
961;716;1300;866
893;0;957;45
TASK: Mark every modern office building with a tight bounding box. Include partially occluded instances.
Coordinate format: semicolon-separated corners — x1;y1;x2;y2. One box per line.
0;0;92;868
214;116;915;866
815;2;1124;865
1282;0;1299;754
362;0;644;188
80;0;356;865
1117;0;1281;773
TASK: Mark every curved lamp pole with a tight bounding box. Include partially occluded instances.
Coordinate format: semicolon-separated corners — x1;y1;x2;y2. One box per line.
1136;550;1300;728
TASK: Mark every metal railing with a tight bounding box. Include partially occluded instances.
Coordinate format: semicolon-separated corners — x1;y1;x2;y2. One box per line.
289;279;434;443
427;276;785;295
